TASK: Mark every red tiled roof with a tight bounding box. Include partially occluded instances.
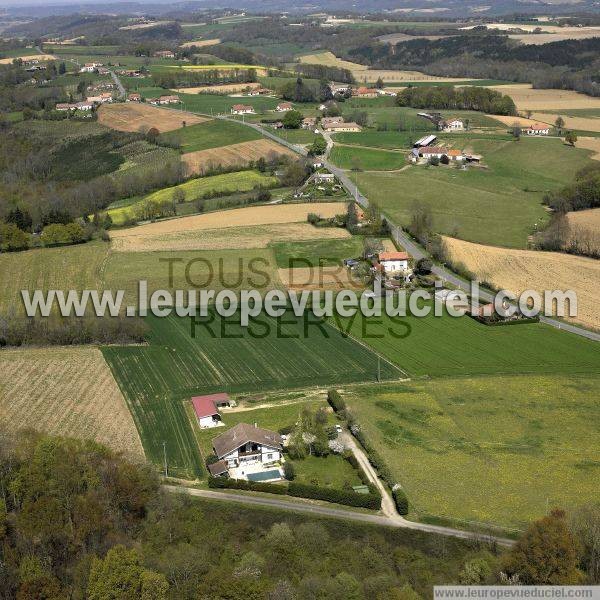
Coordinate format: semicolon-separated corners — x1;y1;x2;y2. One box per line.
379;251;410;261
191;393;230;419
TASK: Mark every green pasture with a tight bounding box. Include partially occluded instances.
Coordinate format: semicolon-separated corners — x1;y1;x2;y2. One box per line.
271;238;363;268
352;136;593;247
102;310;405;478
330;145;408;171
333;303;600;378
105;170;277;224
345;374;600;529
160;119;261;153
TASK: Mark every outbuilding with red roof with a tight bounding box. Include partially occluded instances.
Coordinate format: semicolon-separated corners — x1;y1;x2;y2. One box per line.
191;392;231;429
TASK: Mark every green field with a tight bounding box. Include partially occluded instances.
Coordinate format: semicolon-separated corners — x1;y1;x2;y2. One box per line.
106;170;277;224
330;145;408;171
333;305;600;378
352;136;594;247
102;310;405;477
333;130;417;150
345;374;600;530
160;119;261;153
271;238;363;268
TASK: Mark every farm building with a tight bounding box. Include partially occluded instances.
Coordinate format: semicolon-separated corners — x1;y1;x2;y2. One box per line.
323;121;361;133
80;62;102;73
191;392;231;429
442;118;464;131
321;116;343;129
302;117;317;129
414;134;437;148
154;50;175;58
74;101;93;111
446;149;464;161
212;423;283;478
329;82;350;95
231;104;255;115
127;92;141;102
525;124;550;136
55;103;72;111
353;87;378;98
419;146;447;160
378;251;410;273
276;102;293;112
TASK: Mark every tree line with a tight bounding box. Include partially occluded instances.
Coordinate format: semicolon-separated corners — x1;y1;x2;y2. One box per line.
397;85;516;116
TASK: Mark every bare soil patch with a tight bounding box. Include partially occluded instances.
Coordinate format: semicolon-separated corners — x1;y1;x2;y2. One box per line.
0;53;55;64
110;202;347;239
179;38;221;48
174;82;260;94
111;222;350;252
182;139;295;175
565;209;600;255
98;102;208;133
0;347;144;457
442;236;600;330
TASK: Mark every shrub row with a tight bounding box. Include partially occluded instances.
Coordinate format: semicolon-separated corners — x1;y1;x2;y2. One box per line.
343;452;374;491
350;426;395;488
208;476;287;495
288;482;381;510
327;389;346;413
393;488;409;516
472;316;540;326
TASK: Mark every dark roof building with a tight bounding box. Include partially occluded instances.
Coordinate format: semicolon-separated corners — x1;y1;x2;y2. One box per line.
212;423;283;459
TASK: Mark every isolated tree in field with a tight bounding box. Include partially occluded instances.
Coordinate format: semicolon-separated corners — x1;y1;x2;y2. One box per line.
554;116;565;133
512;122;522;140
565;131;577;146
526;110;533;119
502;509;582;584
308;135;327;156
146;127;159;142
375;76;384;89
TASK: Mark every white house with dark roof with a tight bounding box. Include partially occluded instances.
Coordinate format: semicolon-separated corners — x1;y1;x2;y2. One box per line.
212;423;283;469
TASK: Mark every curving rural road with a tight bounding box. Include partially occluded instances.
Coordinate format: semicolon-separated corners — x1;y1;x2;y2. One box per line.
219;116;600;342
163;484;514;547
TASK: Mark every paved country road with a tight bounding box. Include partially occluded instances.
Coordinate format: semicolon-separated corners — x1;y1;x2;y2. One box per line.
216;115;600;343
109;68;126;99
163;484;515;547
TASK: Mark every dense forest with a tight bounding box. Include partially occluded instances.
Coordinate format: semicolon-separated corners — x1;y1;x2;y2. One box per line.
347;34;600;96
1;431;598;599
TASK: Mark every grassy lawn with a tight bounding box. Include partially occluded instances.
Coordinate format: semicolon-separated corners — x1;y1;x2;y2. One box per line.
160;119;261;153
333;130;419;150
174;91;281;115
105;170;277;224
344;374;600;530
271;237;364;268
102;310;405;478
333;304;600;378
330;145;408;171
290;454;362;488
352;136;593;248
194;400;331;456
275;128;319;144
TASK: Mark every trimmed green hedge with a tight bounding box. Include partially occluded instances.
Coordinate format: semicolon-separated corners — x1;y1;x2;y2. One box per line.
288;481;382;510
327;389;346;413
208;476;287;495
472;316;540;326
393;488;409;515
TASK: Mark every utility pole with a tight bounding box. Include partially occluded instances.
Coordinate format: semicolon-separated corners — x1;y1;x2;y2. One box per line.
163;441;168;477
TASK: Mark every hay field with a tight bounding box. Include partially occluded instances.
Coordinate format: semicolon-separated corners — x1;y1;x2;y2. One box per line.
179;38;221;48
182;138;295;175
442;236;600;330
0;53;55;64
173;82;261;94
298;51;475;83
119;20;172;30
574;136;600;160
182;64;268;76
109;202;346;239
532;113;600;133
111;222;350;252
0;347;144;457
489;84;600;111
98;103;208;133
486;114;546;128
510;31;600;45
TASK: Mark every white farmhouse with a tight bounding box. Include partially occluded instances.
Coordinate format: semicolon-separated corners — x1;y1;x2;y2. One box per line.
442;117;464;131
525;124;550;136
231;104;255;115
212;423;283;470
378;251;410;273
